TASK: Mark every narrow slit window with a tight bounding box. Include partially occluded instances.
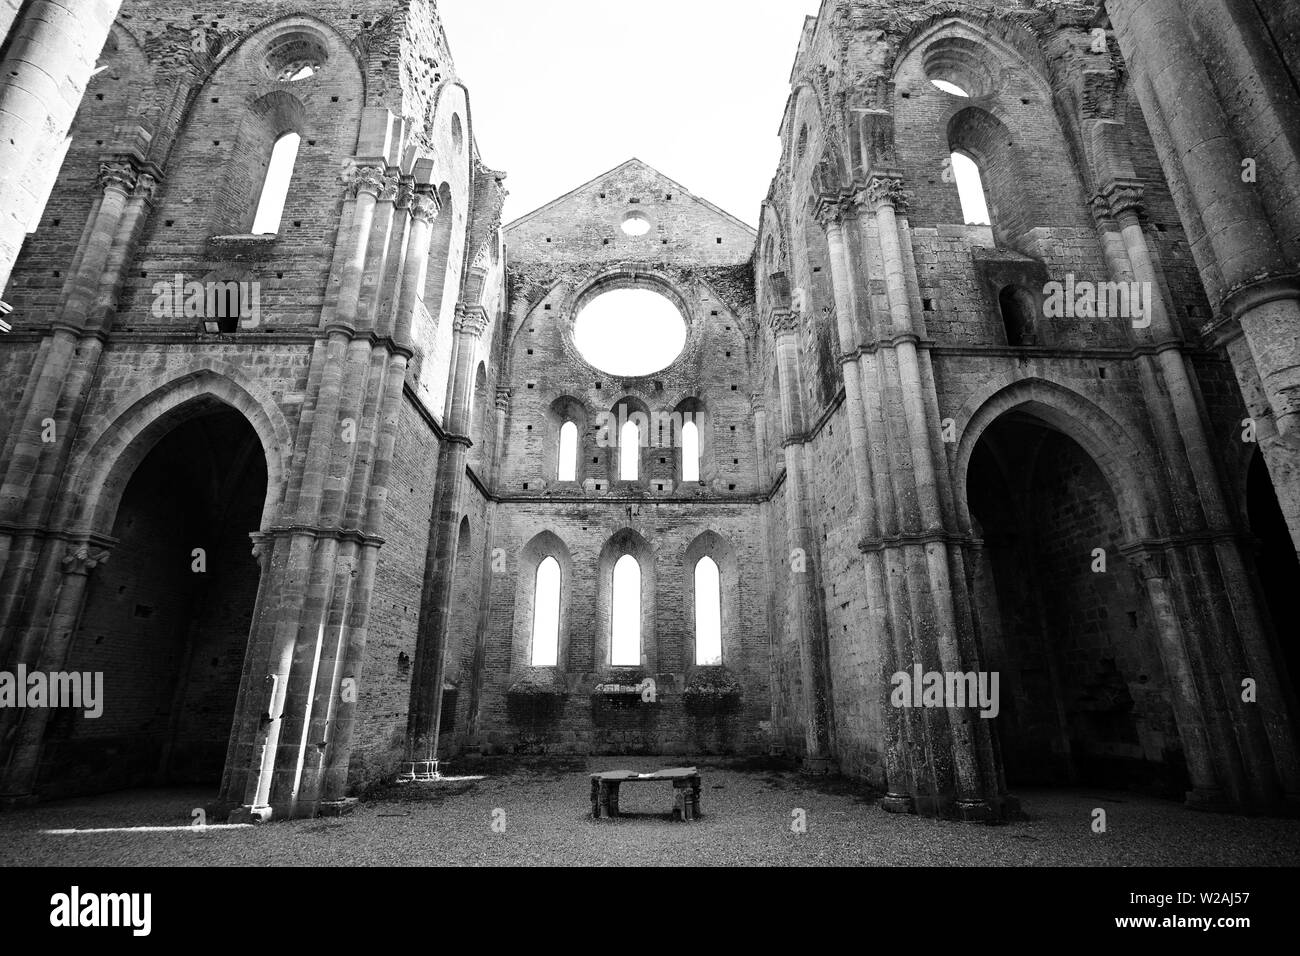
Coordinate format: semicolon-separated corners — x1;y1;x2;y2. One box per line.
681;420;700;482
611;554;641;666
530;557;561;666
557;420;578;481
252;132;301;234
695;556;722;666
950;151;990;226
619;419;639;481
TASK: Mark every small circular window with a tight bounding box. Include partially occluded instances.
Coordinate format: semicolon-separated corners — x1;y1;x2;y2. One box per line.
265;30;329;82
573;288;686;376
922;37;994;99
621;211;651;237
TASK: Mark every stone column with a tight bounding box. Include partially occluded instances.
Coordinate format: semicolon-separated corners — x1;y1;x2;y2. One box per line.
859;175;997;819
492;387;510;484
407;304;488;762
1107;0;1300;555
770;307;833;772
0;542;111;800
819;196;912;809
1098;179;1299;805
0;0;123;303
1124;547;1229;805
226;163;389;822
750;393;768;485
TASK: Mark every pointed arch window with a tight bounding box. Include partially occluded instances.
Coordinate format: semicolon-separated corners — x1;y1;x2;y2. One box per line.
619;419;639;481
681;420;700;483
251;132;301;234
558;421;578;482
950;151;990;226
611;554;641;666
531;557;561;666
694;556;722;665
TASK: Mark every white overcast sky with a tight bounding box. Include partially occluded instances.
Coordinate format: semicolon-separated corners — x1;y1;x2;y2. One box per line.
440;0;825;229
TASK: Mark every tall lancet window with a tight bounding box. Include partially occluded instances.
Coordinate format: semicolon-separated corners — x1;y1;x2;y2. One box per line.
530;557;561;666
694;557;722;666
558;421;578;481
252;132;301;234
611;554;641;666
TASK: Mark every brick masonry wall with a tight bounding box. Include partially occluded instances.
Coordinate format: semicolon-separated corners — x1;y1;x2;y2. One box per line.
348;395;440;792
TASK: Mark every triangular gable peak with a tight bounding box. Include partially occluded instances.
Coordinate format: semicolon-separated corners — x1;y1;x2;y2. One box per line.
505;158;756;266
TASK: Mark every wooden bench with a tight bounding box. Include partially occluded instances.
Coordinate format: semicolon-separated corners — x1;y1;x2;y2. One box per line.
590;767;702;821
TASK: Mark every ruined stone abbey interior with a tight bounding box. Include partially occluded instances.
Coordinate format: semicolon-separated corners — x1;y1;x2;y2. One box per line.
0;0;1298;826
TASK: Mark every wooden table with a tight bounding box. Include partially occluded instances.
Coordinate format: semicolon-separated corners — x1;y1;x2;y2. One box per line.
590;767;702;820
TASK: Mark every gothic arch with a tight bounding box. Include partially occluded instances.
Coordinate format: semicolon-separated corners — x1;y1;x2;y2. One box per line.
683;530;739;670
952;376;1162;542
595;528;657;671
57;362;292;537
513;530;574;671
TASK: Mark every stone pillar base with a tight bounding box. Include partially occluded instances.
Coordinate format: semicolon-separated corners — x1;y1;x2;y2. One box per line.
800;755;835;775
955;798;992;822
229;804;273;825
880;792;914;814
319;797;359;817
0;791;37;810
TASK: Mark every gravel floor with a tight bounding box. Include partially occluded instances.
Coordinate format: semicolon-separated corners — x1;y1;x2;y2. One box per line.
3;759;1299;867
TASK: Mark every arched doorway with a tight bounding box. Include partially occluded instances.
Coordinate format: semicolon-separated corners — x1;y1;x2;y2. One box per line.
966;409;1187;797
39;404;267;797
1245;448;1300;703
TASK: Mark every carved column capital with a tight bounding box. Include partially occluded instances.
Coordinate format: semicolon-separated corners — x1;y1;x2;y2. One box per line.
454;303;490;338
1099;179;1146;223
133;171;161;202
859;176;910;213
814;194;852;230
98;159;138;195
249;532;273;571
62;545;111;576
409;185;442;223
343;163;387;200
378;170;402;203
750;392;767;415
394;178;416;212
495;387;512;411
769;308;801;338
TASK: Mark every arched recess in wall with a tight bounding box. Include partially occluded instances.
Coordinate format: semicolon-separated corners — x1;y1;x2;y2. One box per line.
190;15;361;238
602;395;651;487
998;284;1040;346
799;195;839;406
953;377;1161;543
683;531;739;671
1244;448;1300;709
946;107;1026;247
513;531;574;671
61;365;291;537
467;361;490;475
544;395;588;486
596;529;656;671
46;394;272;799
671;396;712;486
963;398;1181;794
419;181;458;415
